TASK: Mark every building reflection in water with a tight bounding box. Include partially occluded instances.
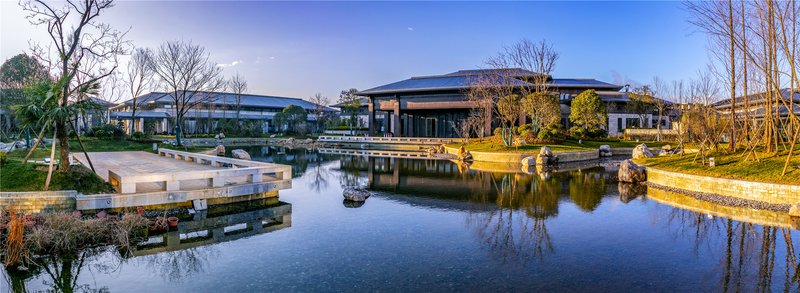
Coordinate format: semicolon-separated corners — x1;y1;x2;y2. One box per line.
342;155;799;288
4;199;292;291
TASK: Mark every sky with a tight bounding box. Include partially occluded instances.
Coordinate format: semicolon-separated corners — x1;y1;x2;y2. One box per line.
1;1;711;103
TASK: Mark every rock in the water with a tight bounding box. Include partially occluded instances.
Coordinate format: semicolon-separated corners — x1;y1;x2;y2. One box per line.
231;149;252;160
599;144;613;157
215;145;226;155
618;183;647;203
343;187;371;202
632;143;654;159
342;199;365;208
521;156;536;166
539;146;553;157
618;159;647;183
536;153;549;166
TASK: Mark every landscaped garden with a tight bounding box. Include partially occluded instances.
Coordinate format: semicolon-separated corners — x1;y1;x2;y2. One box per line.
0;138;211;193
448;138;670;154
635;148;800;184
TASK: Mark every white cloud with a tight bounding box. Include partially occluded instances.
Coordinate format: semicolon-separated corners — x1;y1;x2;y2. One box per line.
407;27;414;31
269;56;276;60
217;60;242;68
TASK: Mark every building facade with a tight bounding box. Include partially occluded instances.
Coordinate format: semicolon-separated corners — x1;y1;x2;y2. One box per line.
110;91;333;135
357;68;666;138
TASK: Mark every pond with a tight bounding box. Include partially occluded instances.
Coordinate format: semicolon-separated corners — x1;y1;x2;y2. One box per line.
3;146;799;292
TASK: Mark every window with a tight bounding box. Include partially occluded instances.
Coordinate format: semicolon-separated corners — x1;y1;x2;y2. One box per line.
618;118;623;130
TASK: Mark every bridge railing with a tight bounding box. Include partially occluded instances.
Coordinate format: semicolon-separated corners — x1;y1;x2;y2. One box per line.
318;136;459;145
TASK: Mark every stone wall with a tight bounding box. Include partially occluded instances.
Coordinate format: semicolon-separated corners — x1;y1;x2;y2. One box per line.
646;167;800;205
0;191;77;213
647;187;797;229
444;146;599;163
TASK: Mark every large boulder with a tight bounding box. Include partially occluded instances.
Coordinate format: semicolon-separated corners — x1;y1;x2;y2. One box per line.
343;187;371;202
618;183;647;203
789;204;800;217
215;145;226;155
521;156;536;166
632;143;654;159
599;144;613;157
539;146;553;157
618;159;647;183
231;149;252;160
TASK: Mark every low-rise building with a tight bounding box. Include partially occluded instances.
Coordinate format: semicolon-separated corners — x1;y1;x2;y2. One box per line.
110;91;333;135
356;68;669;138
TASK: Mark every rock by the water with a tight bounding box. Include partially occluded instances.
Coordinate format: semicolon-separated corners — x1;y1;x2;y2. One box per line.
632;143;654;159
536;153;550;166
231;149;252;160
539;146;553;157
215;145;226;155
790;204;800;217
618;159;647;183
599;144;613;157
343;187;371;202
661;144;672;151
521;156;536;166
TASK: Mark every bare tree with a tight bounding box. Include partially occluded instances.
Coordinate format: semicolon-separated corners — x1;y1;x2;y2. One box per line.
124;47;155;134
228;72;247;133
22;0;129;173
651;77;670;141
149;40;225;146
309;93;329;134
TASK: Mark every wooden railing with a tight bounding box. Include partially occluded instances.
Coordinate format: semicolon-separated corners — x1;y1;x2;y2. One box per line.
107;149;291;194
318;136;459;145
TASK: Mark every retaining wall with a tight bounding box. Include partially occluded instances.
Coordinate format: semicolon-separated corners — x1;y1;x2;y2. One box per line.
646;167;800;205
443;145;599;163
0;190;77;213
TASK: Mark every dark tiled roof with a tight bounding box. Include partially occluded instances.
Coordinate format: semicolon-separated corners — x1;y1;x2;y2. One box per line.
550;79;622;90
358;68;622;96
712;88;800;109
110;111;170;119
117;91;335;111
110;110;320;121
358;74;532;95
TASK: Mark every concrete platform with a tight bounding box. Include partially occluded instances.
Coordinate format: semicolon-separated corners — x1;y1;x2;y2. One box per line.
75;151;264;193
72;150;292;210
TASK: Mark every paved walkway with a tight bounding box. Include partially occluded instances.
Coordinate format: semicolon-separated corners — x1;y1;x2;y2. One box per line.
74;151;249;193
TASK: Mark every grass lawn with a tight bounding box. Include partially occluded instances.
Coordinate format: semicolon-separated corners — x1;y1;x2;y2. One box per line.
635;148;800;184
1;138;212;193
449;138;670;154
5;138;210;161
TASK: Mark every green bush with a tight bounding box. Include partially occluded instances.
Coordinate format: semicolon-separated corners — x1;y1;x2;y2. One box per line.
94;129;108;138
0;152;7;165
132;131;147;140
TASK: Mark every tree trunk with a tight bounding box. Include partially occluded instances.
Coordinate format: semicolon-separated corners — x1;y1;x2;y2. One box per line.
56;119;70;172
23;123;49;163
44;130;58;190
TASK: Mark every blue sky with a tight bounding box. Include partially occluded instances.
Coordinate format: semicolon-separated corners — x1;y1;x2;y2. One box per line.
1;1;709;102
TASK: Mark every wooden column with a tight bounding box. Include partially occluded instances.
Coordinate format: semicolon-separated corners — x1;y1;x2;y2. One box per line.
368;96;376;136
393;95;401;136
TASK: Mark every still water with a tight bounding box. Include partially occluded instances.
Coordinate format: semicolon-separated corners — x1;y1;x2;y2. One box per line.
3;146;799;292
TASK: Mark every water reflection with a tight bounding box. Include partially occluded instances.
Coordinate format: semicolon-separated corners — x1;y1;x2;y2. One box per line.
4;148;799;291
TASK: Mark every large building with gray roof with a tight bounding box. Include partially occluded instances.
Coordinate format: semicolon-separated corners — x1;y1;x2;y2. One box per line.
110;91;334;135
356;68;665;138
